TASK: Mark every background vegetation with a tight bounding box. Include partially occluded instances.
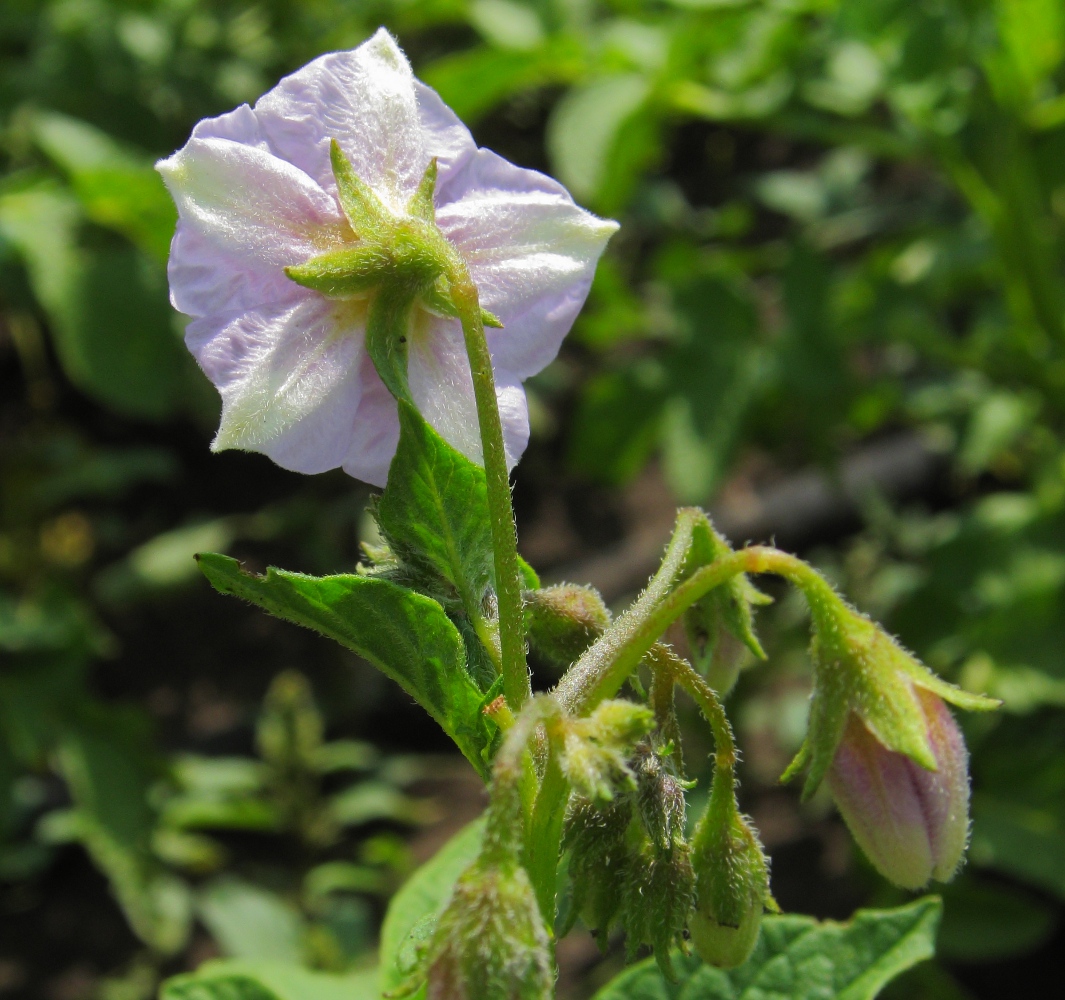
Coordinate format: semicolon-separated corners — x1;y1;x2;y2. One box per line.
2;0;1064;997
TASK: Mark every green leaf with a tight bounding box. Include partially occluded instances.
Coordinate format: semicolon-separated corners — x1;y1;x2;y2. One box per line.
162;961;378;1000
198;879;304;963
0;177;195;420
56;711;192;954
378;402;493;618
547;74;652;203
195;554;492;778
379;818;485;994
592;897;941;1000
31;111;177;263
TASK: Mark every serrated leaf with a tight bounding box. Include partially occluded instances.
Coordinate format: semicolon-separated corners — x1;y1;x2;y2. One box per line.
162;961;378;1000
378;402;494;622
195;554;492;779
592;897;941;1000
379;818;485;994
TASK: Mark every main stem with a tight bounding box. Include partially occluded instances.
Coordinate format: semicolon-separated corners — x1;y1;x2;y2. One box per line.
448;262;531;711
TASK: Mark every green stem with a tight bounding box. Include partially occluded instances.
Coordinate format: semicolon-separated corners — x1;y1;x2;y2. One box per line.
554;507;703;715
664;652;736;771
448;262;530;711
557;544;835;716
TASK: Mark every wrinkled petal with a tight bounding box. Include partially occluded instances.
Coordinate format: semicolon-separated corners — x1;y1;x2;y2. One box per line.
167;223;305;319
253;29;474;215
408;313;529;470
186;295;367;474
158;138;342;316
342;353;401;487
437;148;618;380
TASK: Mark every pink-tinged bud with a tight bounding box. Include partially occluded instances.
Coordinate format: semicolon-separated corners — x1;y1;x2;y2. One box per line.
827;688;970;890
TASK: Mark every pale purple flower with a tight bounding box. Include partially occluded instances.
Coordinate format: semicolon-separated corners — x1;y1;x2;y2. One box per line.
157;29;617;486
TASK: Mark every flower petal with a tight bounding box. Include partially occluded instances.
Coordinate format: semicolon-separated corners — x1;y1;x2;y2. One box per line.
913;689;970;882
827;714;935;890
436;148;618;380
407;313;529;471
342;353;401;488
186;295;366;474
253;29;451;215
158;137;341;317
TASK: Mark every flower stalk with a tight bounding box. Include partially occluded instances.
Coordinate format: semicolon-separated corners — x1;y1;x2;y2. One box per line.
448;261;531;711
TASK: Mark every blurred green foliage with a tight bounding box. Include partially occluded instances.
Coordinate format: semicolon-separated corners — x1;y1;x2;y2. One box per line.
3;0;1065;996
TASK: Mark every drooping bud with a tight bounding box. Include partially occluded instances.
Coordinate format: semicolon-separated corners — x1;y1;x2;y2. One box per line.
622;838;695;979
781;575;997;888
426;856;552;1000
681;515;770;694
689;766;773;969
560;700;654;801
827;687;970;890
623;748;695;978
632;746;688;852
525;584;610;667
562;794;634;947
425;698;554;1000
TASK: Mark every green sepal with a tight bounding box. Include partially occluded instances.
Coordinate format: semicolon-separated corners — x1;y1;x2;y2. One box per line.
790;578;997;799
524;584;610;667
284;245;391;298
195;553;493;780
681;512;769;689
517;557;540;590
330;138;389;241
421;274;503;328
561;795;635;946
690;765;772;969
407;158;438;223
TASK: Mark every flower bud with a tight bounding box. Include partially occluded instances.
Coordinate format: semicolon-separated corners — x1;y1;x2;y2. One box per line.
622;839;695;979
689;768;773;969
827;687;970;890
780;581;997;888
560;700;654;802
426;857;552;1000
563;795;634;946
632;747;688;852
525;585;610;667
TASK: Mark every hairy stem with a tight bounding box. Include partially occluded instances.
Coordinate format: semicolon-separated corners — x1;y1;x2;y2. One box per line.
557;543;836;717
448;262;530;711
554;508;704;715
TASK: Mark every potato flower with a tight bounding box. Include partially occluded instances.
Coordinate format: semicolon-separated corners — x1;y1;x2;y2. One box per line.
157;29;616;485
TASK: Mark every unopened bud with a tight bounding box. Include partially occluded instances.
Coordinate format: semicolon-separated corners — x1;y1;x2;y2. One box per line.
560;700;654;801
563;795;634;946
426;858;552;1000
781;582;997;887
828;687;970;889
622;838;695;979
689;768;772;969
525;585;610;666
633;747;688;851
